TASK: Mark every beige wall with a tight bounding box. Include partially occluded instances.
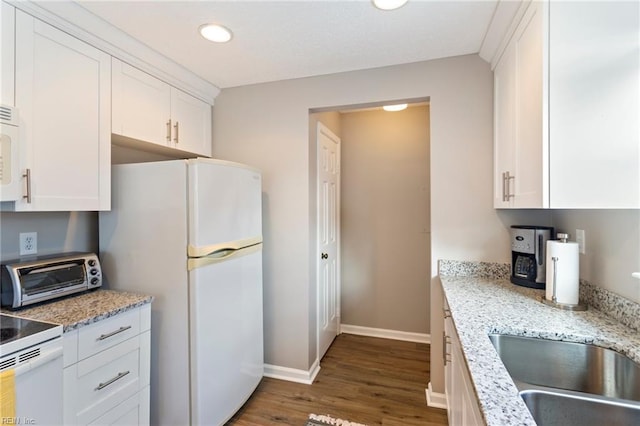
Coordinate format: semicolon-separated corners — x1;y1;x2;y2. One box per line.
552;210;640;303
211;54;505;375
0;212;98;260
340;105;430;333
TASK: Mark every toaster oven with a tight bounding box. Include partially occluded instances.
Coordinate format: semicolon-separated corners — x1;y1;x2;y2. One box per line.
0;252;102;309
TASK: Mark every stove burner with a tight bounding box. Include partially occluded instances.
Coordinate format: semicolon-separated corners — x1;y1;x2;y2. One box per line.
1;327;19;342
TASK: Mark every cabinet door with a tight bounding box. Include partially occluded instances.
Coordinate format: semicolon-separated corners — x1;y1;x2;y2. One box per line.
443;317;453;419
1;2;15;106
15;10;110;211
112;58;171;148
493;1;546;209
512;1;546;208
170;87;212;157
493;42;516;208
549;1;639;208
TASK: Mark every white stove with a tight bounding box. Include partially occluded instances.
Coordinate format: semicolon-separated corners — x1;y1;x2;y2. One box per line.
1;313;62;357
0;313;63;425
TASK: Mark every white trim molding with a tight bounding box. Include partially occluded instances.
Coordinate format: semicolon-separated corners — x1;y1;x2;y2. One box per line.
340;324;430;344
426;382;448;410
263;359;321;385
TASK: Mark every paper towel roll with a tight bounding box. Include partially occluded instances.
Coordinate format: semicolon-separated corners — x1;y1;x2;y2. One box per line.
546;240;580;305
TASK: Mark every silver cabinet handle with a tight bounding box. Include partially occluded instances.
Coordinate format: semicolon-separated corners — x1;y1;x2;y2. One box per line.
173;121;179;143
96;325;132;341
166;119;172;142
502;172;508;202
502;171;515;201
443;308;451;319
95;370;130;391
22;168;32;203
442;332;452;365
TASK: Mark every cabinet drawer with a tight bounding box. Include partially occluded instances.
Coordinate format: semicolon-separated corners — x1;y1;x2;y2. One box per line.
89;387;144;426
78;309;140;360
68;336;141;425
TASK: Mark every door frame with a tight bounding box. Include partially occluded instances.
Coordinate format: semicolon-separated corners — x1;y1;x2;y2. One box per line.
316;121;341;362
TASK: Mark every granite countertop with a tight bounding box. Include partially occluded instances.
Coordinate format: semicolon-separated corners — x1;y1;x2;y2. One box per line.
1;289;153;332
440;275;640;426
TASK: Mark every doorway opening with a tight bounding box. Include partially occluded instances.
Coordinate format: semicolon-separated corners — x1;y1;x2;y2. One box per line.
310;98;431;363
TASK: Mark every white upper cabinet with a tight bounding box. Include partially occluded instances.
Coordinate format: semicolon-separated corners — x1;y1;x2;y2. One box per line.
493;1;546;208
13;9;110;211
494;0;639;209
1;2;15;106
112;58;212;158
112;58;171;148
170;87;212;157
549;1;639;208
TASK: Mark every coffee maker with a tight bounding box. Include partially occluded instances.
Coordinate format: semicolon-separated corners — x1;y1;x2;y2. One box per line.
510;225;554;289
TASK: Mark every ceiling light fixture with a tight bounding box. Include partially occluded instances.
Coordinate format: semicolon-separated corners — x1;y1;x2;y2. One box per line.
383;104;408;112
199;23;233;43
372;0;409;11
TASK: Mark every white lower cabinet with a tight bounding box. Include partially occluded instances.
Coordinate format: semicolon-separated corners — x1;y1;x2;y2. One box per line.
64;305;151;426
444;301;483;426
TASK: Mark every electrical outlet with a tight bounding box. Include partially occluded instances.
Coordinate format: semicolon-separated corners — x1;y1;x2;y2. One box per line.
19;232;37;255
576;229;586;254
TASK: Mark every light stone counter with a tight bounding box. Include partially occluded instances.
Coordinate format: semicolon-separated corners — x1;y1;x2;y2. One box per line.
440;261;640;426
1;289;152;332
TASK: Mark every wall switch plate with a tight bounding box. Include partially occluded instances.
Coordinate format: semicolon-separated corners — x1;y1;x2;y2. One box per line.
576;229;586;254
19;232;37;255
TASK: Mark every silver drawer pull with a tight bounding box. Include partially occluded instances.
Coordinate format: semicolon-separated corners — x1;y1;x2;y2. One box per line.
96;325;132;341
95;371;130;391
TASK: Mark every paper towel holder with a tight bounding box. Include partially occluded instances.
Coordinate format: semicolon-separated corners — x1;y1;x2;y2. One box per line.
541;249;588;311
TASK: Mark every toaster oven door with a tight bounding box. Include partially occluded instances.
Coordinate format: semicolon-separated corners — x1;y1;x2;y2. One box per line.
18;260;87;306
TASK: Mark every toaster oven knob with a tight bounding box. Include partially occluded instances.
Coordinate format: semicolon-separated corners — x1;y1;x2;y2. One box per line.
88;259;96;267
91;277;100;285
90;268;99;276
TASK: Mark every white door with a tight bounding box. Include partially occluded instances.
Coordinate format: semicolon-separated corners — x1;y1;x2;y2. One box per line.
170;87;212;157
15;10;110;211
111;58;171;147
189;247;263;426
317;122;340;360
187;158;262;255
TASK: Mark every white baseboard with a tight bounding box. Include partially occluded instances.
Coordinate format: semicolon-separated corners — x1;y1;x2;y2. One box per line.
340;324;430;344
426;382;448;409
263;358;321;385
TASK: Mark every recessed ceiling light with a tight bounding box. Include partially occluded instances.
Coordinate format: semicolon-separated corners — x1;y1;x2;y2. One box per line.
199;23;233;43
372;0;409;11
383;104;408;112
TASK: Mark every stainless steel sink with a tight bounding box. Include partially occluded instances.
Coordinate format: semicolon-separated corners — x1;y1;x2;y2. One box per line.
489;334;640;425
489;334;640;400
520;389;640;426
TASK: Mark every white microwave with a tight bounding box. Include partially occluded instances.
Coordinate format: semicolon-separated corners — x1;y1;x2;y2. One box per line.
0;105;20;202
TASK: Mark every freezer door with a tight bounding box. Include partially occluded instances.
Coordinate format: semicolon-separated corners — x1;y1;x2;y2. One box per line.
188;246;263;426
188;159;262;254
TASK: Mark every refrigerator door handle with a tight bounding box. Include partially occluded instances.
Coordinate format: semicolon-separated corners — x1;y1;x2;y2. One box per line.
187;243;262;271
188;236;263;258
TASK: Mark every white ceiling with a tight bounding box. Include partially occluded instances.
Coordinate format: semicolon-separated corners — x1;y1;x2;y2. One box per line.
75;0;499;89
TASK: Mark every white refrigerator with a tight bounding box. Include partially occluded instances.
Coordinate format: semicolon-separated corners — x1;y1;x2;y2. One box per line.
99;158;263;426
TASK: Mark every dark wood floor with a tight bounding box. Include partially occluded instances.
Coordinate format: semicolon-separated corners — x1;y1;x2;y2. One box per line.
227;334;448;426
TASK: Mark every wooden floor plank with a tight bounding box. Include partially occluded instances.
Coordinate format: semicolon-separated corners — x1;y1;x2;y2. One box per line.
227;334;448;426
